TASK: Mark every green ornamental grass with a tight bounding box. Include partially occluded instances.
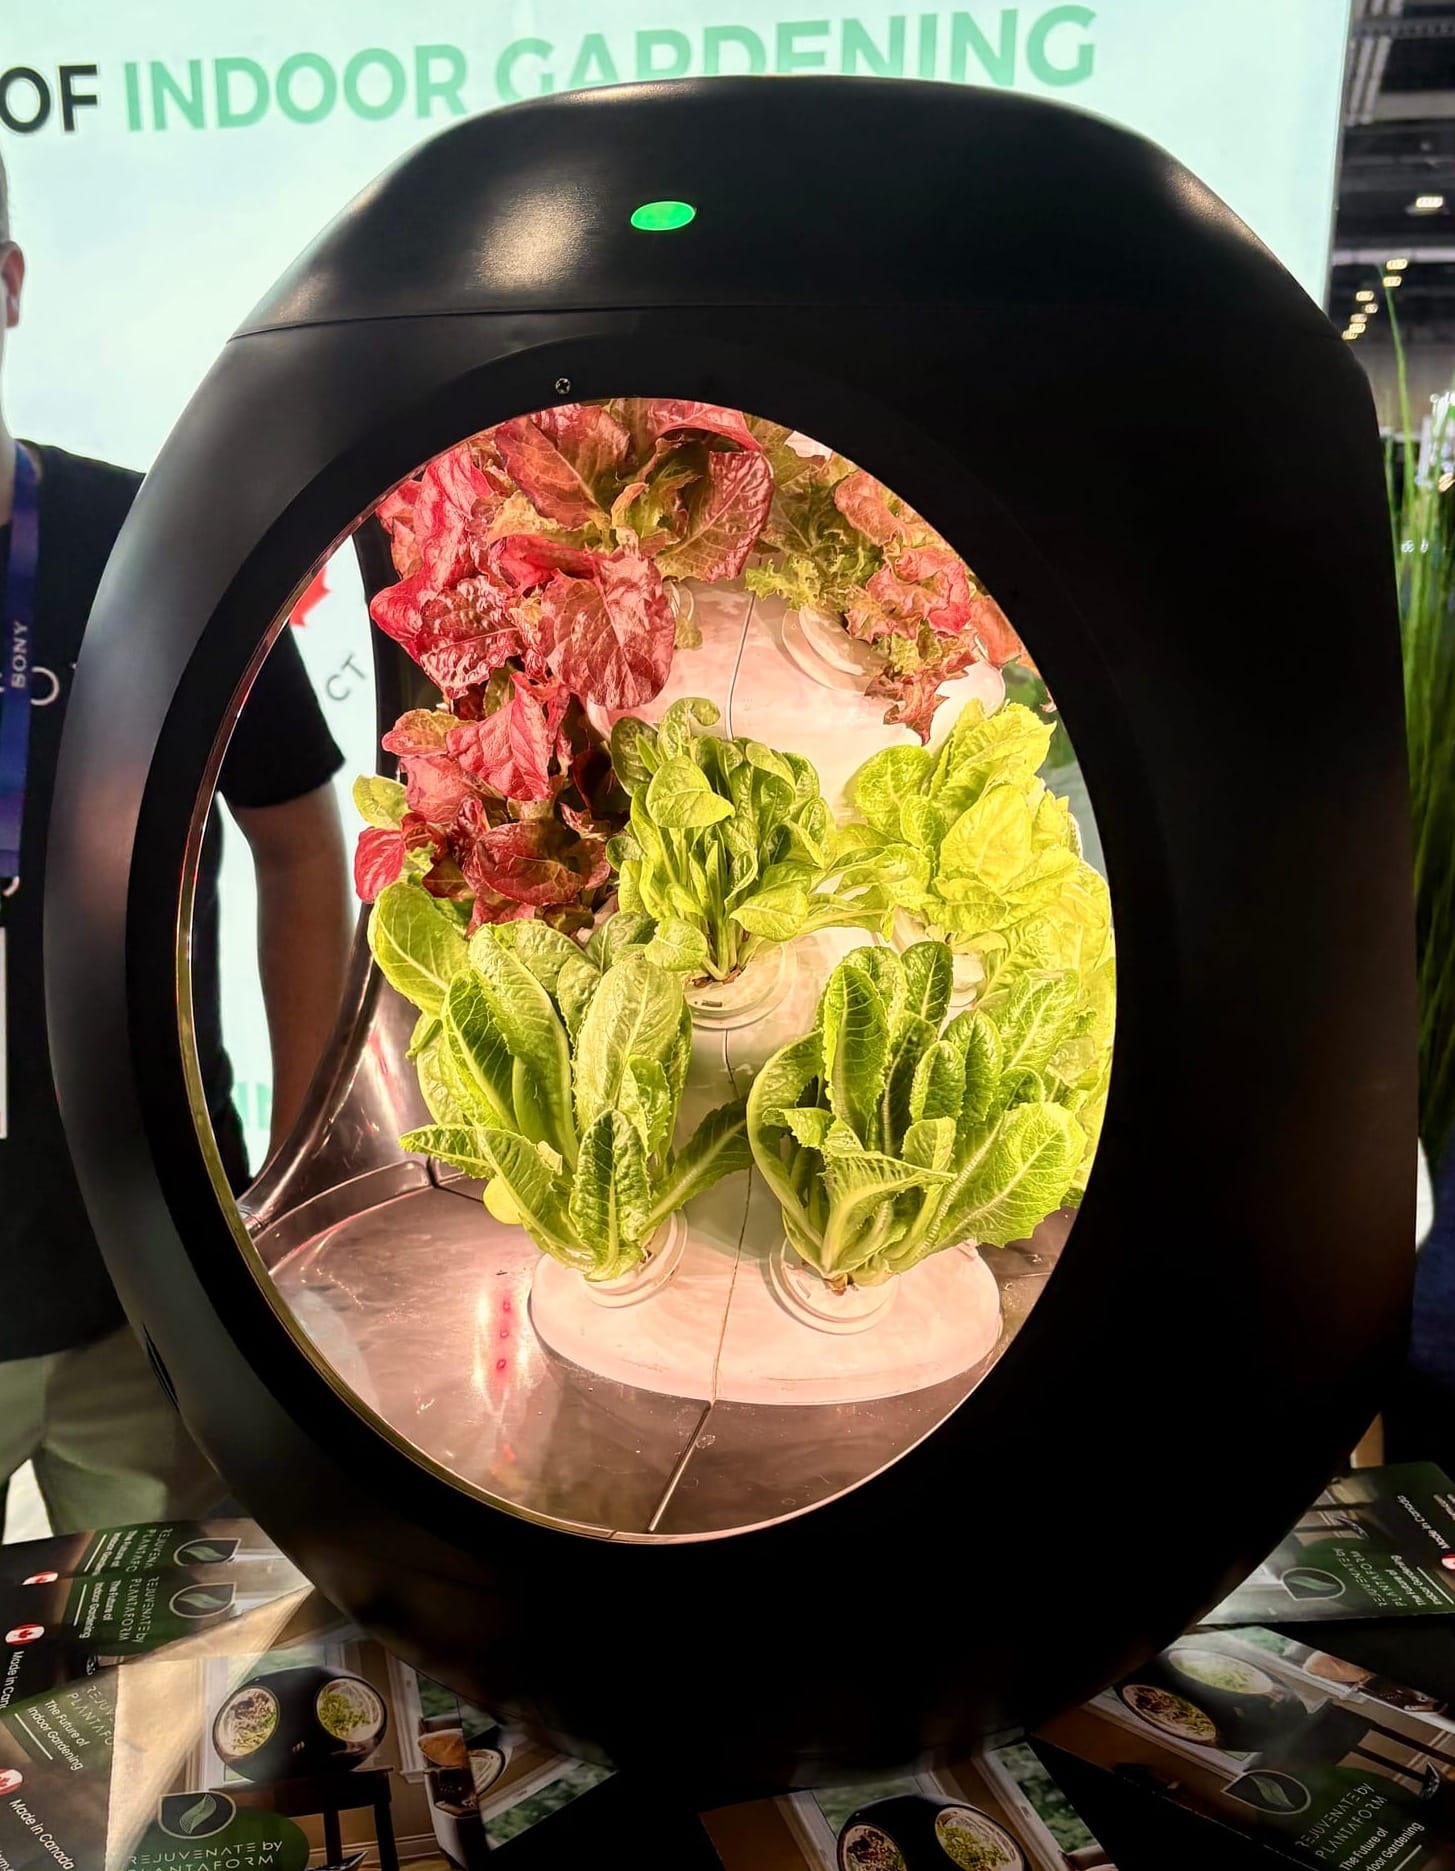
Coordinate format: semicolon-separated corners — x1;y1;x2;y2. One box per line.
1389;303;1455;1166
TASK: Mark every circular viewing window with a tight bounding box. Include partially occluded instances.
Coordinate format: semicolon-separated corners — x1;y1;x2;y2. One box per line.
186;399;1114;1541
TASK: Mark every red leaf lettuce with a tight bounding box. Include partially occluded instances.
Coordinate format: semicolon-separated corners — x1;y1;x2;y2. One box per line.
745;425;1029;742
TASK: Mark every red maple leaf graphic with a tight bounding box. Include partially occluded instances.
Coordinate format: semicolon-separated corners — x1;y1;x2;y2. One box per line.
289;566;328;628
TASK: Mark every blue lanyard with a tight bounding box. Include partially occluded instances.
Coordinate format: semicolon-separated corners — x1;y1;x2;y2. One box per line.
0;443;40;882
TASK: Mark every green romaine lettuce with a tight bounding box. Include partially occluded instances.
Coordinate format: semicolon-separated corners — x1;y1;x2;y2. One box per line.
748;942;1092;1290
368;878;469;1017
371;881;749;1281
607;698;896;983
836;699;1115;1181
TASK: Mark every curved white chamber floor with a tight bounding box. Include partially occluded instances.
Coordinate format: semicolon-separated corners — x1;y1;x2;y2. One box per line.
530;1201;1003;1407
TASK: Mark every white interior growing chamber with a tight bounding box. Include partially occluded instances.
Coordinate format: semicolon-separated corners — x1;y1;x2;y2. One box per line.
188;399;1116;1541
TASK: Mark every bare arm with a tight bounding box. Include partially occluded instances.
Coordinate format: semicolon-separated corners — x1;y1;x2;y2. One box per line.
234;782;355;1157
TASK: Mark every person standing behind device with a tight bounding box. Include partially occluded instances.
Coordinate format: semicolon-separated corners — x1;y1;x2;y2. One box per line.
0;154;354;1532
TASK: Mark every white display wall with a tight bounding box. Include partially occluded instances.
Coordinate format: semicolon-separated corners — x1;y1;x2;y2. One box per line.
3;1;1350;1168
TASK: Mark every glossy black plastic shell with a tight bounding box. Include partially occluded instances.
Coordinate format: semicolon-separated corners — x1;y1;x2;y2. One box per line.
47;79;1413;1796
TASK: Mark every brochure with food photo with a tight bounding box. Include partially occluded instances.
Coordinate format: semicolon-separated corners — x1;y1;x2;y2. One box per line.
111;1627;620;1871
701;1744;1115;1869
0;1590;331;1871
0;1516;629;1870
1208;1464;1455;1625
0;1589;484;1871
118;1632;429;1871
457;1709;613;1852
1039;1625;1455;1869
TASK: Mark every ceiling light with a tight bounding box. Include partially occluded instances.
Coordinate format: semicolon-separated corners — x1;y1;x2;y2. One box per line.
1343;328;1361;340
1383;274;1403;287
1410;194;1446;214
1356;290;1376;302
1387;257;1409;271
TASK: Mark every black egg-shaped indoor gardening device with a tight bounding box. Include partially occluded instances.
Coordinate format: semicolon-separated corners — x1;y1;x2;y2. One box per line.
46;78;1413;1797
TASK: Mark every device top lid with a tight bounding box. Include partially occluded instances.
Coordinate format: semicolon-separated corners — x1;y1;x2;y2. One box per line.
241;76;1312;333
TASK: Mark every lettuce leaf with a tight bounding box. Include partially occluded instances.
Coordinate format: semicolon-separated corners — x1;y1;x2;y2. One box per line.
353;775;407;829
613;698;888;982
569;1111;652;1271
479;1128;589;1269
748;458;1028;741
537;552;676;710
447;679;563;803
493;405;629;529
849;744;934;837
748;942;1093;1288
644;400;761;451
359;400;774;934
423;442;500;564
354;683;625;933
654;447;773;583
368;881;468;1016
467;934;577;1160
934;1103;1084;1254
378;923;750;1280
573;955;684;1133
410;578;527;699
440;972;518;1130
399;1125;497;1181
462;816;610;913
820;962;890;1145
834;698;1114;1186
646;1099;752;1226
832;468;913;547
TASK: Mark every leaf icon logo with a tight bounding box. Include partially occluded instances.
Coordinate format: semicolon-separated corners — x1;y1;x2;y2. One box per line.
1226;1771;1311;1817
1281;1568;1345;1602
170;1583;237;1618
158;1792;236;1839
180;1796;220;1835
1253;1777;1296;1811
173;1539;238;1565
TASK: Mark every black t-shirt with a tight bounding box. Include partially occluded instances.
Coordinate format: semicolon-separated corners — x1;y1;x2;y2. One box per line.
0;444;343;1361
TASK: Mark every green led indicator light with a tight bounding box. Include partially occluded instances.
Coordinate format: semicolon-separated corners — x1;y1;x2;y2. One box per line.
630;199;696;232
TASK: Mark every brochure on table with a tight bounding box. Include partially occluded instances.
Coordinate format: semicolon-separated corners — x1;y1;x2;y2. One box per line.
4;1469;1450;1870
0;1509;1111;1870
1040;1623;1455;1870
1207;1465;1455;1626
0;1518;603;1871
701;1747;1115;1868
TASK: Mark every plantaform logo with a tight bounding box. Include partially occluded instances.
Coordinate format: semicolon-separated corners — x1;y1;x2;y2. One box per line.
0;7;1095;136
